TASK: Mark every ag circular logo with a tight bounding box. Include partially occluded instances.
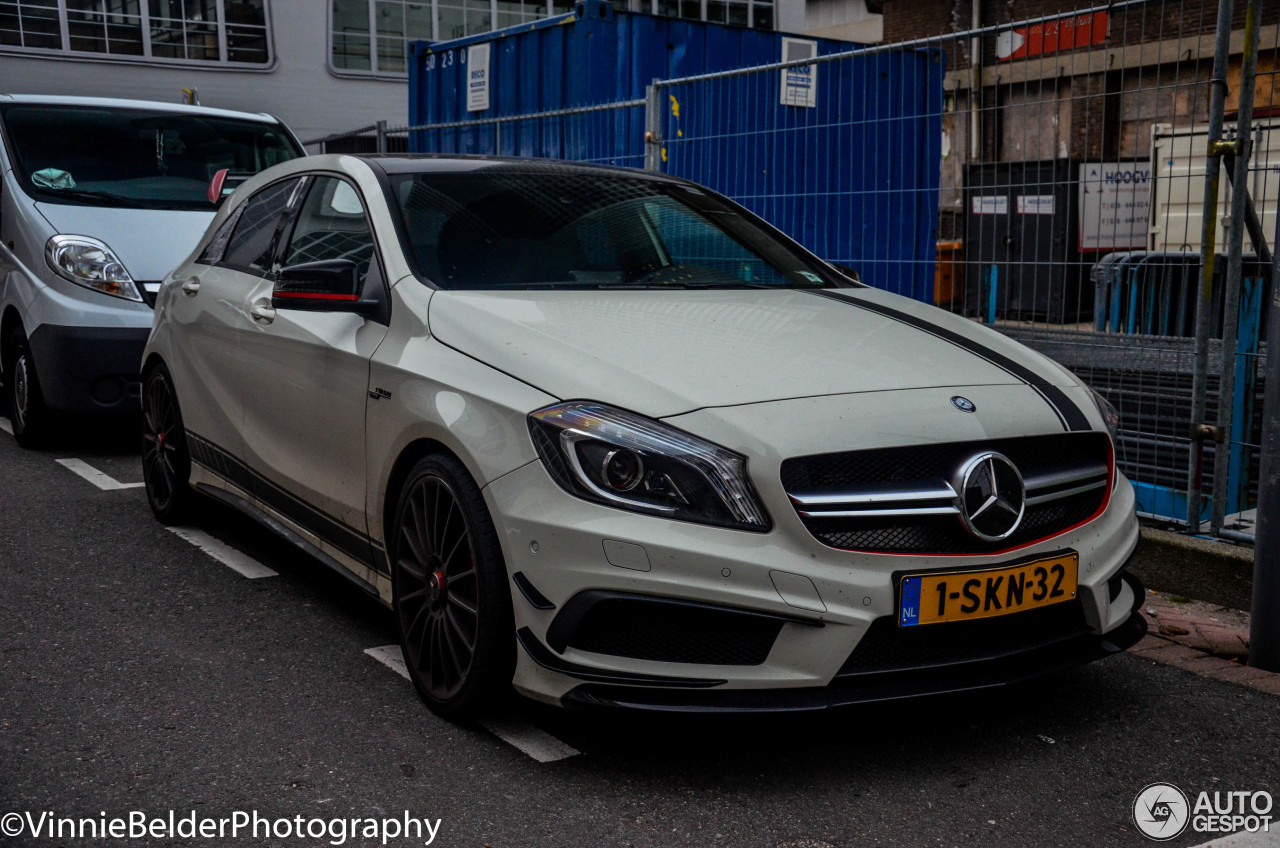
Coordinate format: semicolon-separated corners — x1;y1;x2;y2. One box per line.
950;395;977;413
955;452;1026;541
1133;783;1191;841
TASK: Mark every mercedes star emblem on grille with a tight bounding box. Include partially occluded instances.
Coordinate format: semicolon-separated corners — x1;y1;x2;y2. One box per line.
955;452;1026;541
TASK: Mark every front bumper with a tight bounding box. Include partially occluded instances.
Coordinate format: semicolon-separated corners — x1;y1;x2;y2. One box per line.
484;458;1144;711
27;324;150;413
562;576;1147;712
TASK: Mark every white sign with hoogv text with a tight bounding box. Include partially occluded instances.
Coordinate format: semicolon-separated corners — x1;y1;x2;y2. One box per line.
971;195;1009;215
1078;161;1151;251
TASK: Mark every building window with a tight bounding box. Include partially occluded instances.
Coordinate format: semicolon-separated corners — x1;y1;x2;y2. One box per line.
0;0;271;63
332;0;434;73
332;0;550;74
328;0;770;77
651;0;772;30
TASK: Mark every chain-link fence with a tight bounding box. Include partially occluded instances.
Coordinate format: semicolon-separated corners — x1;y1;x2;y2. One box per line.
305;0;1275;542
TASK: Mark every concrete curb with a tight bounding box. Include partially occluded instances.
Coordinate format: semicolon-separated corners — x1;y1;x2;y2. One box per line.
1127;589;1280;695
1140;526;1254;564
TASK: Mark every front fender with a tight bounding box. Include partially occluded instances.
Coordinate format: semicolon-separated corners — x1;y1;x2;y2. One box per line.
366;281;557;548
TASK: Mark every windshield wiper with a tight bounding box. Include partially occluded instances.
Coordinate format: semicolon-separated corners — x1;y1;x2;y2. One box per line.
38;188;148;208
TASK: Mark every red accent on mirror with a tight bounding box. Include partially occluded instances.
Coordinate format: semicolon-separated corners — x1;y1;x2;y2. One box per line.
273;291;361;301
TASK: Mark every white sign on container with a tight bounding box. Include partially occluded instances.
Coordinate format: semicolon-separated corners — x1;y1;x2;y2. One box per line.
1017;194;1055;215
467;43;491;112
971;195;1008;215
1078;161;1151;251
780;38;817;108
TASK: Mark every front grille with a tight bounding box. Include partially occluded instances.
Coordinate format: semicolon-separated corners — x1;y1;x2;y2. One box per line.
781;433;1111;554
565;598;783;666
838;601;1090;676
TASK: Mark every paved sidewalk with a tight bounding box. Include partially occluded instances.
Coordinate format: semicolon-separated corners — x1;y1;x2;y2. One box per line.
1128;589;1280;695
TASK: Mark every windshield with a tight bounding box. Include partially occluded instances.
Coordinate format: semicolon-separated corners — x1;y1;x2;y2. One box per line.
390;169;842;290
0;104;302;211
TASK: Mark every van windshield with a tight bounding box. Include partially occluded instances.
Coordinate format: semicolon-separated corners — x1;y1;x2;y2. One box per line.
0;104;302;211
389;168;842;290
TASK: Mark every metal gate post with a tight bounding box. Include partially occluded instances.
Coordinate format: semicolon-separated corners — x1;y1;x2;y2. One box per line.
1187;0;1237;532
1211;0;1262;536
376;120;388;154
644;81;662;172
1251;186;1280;671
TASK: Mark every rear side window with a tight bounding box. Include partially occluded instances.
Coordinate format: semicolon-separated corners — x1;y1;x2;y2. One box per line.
221;178;304;275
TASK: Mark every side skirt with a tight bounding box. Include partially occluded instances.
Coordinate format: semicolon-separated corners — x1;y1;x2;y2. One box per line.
188;462;391;606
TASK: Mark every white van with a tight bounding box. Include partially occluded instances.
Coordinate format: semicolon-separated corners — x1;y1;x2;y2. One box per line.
0;94;304;446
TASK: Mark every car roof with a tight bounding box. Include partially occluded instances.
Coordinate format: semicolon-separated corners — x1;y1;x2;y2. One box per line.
353;153;685;183
0;93;280;124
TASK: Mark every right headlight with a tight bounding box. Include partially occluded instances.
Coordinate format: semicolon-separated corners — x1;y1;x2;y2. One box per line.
46;235;143;302
528;401;771;532
1088;386;1121;443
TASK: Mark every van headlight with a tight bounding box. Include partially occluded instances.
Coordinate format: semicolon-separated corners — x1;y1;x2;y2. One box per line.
529;401;771;531
46;235;143;302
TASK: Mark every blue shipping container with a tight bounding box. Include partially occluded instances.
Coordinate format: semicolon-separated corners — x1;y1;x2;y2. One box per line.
407;1;944;301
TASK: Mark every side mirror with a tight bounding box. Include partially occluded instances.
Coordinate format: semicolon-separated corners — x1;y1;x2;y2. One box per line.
273;259;379;316
207;168;228;205
207;169;251;207
830;263;862;284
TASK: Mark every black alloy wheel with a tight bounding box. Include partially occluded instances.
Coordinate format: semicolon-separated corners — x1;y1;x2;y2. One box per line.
392;454;514;718
141;363;194;523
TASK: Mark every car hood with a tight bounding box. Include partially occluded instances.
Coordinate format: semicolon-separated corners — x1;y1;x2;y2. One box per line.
35;203;215;281
427;287;1081;418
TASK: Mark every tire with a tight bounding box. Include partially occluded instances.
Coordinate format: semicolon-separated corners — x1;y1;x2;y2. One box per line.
141;363;195;524
4;326;53;448
391;454;515;719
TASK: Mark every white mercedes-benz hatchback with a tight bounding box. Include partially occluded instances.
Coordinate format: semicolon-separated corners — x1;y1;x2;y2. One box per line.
141;154;1146;717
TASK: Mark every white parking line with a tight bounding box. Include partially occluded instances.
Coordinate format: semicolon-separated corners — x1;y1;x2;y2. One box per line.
364;645;581;763
55;458;145;491
365;645;411;680
167;526;278;579
477;717;580;763
0;416;11;435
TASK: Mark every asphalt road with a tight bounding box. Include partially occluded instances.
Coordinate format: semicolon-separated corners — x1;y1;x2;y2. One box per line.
1;420;1278;848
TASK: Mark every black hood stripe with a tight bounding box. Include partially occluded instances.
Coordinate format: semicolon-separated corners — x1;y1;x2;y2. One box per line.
808;289;1092;432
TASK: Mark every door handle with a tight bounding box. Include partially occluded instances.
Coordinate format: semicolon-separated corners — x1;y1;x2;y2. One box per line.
181;278;201;296
250;303;276;323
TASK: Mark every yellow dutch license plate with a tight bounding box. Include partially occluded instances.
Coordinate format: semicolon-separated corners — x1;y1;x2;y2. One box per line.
898;553;1078;627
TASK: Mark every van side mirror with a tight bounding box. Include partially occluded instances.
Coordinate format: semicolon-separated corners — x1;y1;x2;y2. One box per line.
207;169;229;206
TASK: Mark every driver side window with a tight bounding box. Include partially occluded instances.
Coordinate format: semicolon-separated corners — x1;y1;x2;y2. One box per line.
282;177;377;290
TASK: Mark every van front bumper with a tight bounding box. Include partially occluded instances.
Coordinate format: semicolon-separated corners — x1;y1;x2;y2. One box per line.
27;324;150;413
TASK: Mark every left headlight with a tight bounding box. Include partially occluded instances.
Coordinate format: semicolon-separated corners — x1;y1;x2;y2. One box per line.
1089;386;1121;443
528;401;771;532
46;235;143;302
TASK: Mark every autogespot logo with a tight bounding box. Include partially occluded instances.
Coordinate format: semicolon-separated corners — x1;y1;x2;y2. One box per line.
1134;783;1191;841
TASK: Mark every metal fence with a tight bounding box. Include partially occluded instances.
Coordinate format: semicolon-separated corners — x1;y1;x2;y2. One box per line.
305;0;1277;544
